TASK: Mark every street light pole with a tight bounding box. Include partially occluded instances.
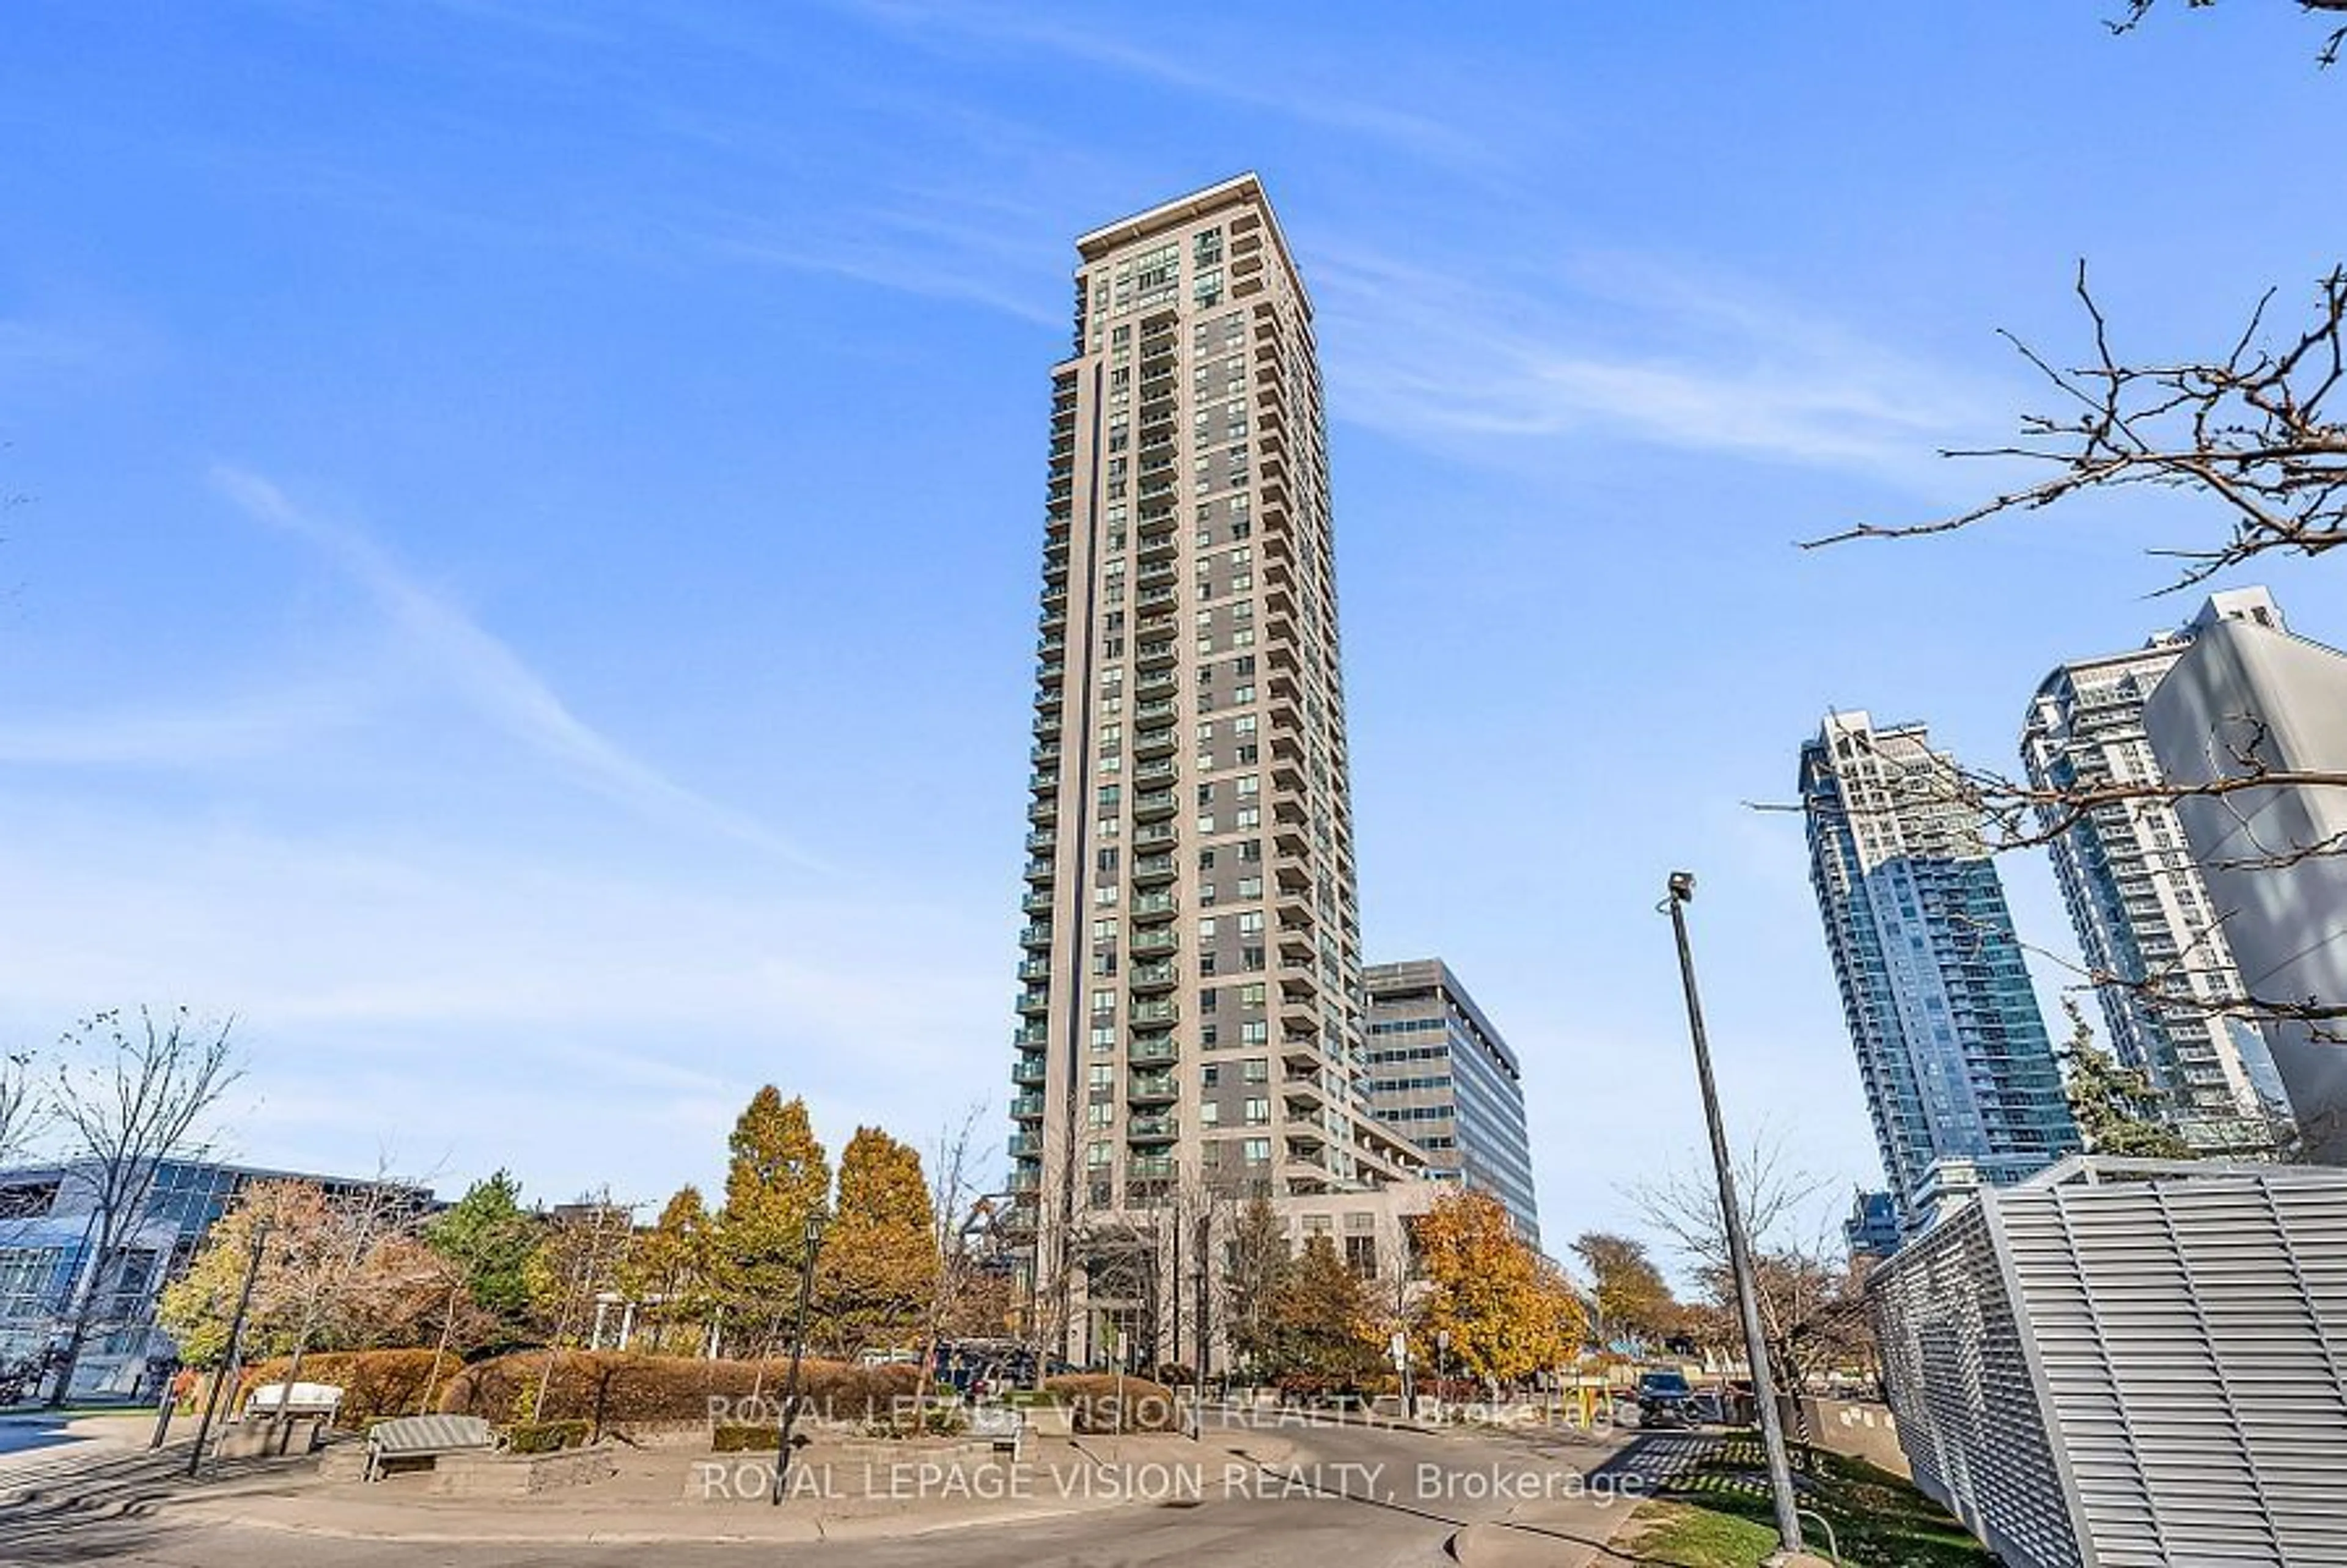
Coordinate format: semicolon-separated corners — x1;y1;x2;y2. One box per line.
1664;872;1804;1557
771;1210;827;1506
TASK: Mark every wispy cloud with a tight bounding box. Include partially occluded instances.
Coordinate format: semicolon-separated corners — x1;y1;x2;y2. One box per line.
0;686;365;766
1314;248;2005;485
831;1;1489;170
212;466;819;866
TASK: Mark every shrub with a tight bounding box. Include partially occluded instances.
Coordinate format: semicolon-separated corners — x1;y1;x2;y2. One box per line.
435;1352;923;1440
1041;1374;1180;1434
711;1423;780;1452
505;1419;591;1454
1152;1363;1196;1388
233;1349;462;1431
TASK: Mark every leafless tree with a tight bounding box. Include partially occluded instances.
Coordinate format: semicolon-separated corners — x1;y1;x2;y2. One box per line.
914;1102;988;1426
45;1006;242;1405
1629;1134;1864;1390
0;1048;40;1168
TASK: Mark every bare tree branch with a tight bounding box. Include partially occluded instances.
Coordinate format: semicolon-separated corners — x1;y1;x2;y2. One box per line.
1805;263;2347;587
2111;1;2347;67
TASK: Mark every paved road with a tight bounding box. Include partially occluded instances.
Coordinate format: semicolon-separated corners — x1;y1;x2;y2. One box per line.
6;1418;1657;1568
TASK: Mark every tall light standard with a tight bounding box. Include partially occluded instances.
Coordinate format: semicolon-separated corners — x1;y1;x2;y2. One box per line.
771;1209;828;1506
1663;872;1803;1556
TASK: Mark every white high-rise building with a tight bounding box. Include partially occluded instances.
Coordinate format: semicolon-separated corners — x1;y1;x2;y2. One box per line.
2146;588;2347;1162
2022;602;2292;1156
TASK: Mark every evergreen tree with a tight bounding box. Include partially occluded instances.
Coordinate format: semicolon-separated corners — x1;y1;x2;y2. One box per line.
425;1171;540;1347
815;1127;938;1355
2060;1000;2197;1160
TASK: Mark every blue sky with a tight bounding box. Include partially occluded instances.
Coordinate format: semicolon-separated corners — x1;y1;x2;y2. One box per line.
3;2;2341;1251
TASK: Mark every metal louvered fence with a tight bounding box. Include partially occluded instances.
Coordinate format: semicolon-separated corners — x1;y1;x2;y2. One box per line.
1871;1157;2347;1567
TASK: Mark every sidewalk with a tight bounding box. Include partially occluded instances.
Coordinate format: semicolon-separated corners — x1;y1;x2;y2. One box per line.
176;1429;1304;1545
1445;1432;1709;1568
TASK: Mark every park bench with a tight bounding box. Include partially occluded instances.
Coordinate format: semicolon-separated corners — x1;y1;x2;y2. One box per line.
362;1413;498;1481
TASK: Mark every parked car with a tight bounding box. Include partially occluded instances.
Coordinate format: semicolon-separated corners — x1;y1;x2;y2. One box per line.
1636;1369;1697;1428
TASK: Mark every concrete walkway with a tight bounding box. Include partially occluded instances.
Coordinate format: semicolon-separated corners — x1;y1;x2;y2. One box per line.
171;1429;1306;1545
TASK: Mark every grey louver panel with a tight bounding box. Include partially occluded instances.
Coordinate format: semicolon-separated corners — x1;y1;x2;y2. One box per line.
1873;1160;2347;1568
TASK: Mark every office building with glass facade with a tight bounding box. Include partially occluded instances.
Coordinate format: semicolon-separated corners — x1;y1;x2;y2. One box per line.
1362;958;1539;1248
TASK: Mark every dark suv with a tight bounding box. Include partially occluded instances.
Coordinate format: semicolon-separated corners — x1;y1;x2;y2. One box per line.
1636;1369;1697;1428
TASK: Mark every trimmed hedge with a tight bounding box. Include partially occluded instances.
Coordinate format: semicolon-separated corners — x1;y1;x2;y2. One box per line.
507;1419;591;1454
233;1349;462;1431
1041;1374;1181;1434
435;1352;923;1439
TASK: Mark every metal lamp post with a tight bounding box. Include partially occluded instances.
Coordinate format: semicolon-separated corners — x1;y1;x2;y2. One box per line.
1662;871;1804;1556
771;1209;828;1505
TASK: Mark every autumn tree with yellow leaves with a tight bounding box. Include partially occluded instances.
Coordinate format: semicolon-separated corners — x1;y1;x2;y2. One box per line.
714;1086;831;1360
815;1127;937;1356
1412;1189;1585;1394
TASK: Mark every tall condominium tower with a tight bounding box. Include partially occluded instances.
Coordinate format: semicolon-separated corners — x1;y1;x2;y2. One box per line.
1801;711;2079;1230
1363;959;1540;1247
2022;601;2292;1157
1004;177;1423;1363
2147;588;2347;1162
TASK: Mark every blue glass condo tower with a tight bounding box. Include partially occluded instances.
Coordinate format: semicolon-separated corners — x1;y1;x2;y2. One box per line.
1802;711;2079;1234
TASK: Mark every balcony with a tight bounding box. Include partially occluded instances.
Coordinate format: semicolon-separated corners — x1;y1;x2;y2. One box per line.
1008;1132;1041;1159
1130;928;1179;957
1028;769;1057;795
1023;858;1055;884
1137;530;1178;565
1128;1033;1178;1063
1128;959;1178;992
1136;640;1177;670
1017;957;1051;982
1026;828;1056;851
1016;987;1051;1016
1007;1167;1041;1193
1130;854;1177;887
1012;1053;1047;1085
1128;1155;1177;1181
1021;890;1055;916
1130;999;1180;1027
1029;796;1058;827
1018;924;1052;951
1133;727;1178;761
1129;891;1178;922
1133;789;1177;822
1037;659;1065;689
1132;821;1177;849
1128;1072;1178;1103
1136;672;1178;702
1128;1115;1178;1143
1133;757;1177;787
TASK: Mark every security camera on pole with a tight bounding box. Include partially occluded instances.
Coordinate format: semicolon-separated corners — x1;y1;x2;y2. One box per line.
1661;872;1806;1561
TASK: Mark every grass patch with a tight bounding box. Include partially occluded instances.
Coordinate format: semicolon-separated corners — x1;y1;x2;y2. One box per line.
1625;1435;1993;1567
